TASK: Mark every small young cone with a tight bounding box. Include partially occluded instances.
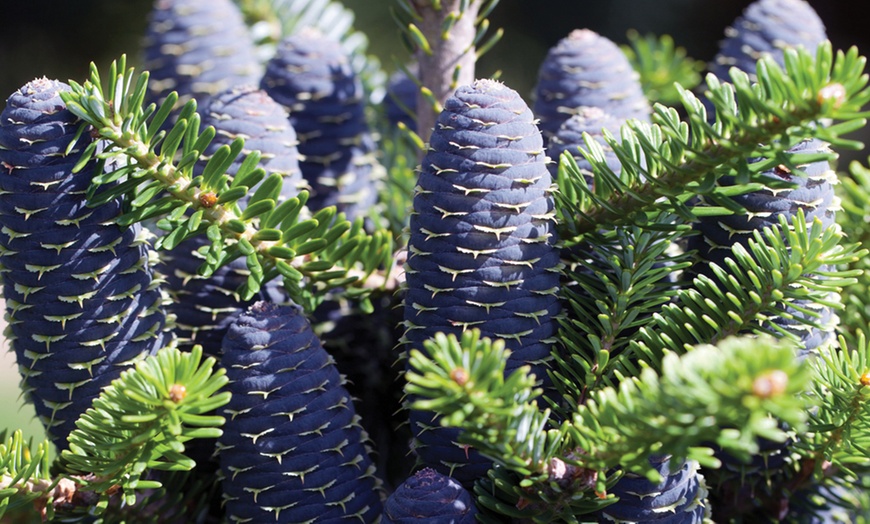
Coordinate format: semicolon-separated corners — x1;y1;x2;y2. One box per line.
383;468;477;523
595;456;709;523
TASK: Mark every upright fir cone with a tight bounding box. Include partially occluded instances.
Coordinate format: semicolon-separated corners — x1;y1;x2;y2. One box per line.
708;0;827;83
142;0;260;111
160;85;304;356
547;107;625;183
382;468;478;523
403;79;561;485
217;301;383;523
594;456;709;524
0;79;169;450
261;29;380;222
532;29;650;147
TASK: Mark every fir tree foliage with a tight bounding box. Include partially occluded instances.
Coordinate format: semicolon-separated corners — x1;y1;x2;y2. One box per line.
60;344;229;507
555;42;869;242
57;56;394;313
405;331;811;521
630;213;864;372
0;345;229;519
621;30;705;106
838;158;870;340
0;431;55;521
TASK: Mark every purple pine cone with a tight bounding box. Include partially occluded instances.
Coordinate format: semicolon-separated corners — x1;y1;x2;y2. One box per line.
547;107;625;184
596;456;709;523
403;79;561;485
533;29;650;147
383;468;477;523
142;0;260;110
709;0;826;83
161;85;304;354
261;29;380;222
218;301;383;523
0;79;169;450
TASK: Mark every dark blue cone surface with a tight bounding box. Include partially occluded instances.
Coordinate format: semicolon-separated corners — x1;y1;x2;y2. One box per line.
384;67;418;131
196;84;306;196
709;0;826;83
142;0;260;110
403;79;561;485
218;301;383;523
261;28;380;222
533;29;650;147
382;468;477;523
595;457;709;523
0;79;169;450
161;85;303;355
547;107;625;184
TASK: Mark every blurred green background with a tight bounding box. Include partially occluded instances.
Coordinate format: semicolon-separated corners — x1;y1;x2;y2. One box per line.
0;0;867;448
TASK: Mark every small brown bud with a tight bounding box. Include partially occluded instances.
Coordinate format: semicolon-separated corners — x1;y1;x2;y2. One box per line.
773;164;792;178
450;367;469;386
169;384;187;402
860;371;870;386
753;370;789;398
818;83;847;109
199;192;218;208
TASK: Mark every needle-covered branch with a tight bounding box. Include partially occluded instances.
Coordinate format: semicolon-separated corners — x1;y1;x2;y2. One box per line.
555;214;693;408
58;56;395;312
406;331;813;521
59;345;230;511
838;157;870;340
798;333;870;479
0;431;58;521
629;213;865;372
556;42;870;242
395;0;501;141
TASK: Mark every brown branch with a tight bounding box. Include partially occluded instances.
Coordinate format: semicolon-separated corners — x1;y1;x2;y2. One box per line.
411;0;483;143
